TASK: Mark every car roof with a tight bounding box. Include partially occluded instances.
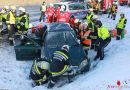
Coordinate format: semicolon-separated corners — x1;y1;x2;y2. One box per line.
54;2;83;5
47;22;73;32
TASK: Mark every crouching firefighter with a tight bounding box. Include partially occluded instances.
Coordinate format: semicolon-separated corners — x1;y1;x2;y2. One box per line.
94;20;111;60
29;58;51;87
47;45;70;89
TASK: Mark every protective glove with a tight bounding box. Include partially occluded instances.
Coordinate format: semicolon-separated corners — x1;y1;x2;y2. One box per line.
123;25;126;28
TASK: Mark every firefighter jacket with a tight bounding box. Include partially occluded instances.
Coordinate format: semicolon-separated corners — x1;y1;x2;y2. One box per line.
16;13;29;33
50;50;69;76
97;25;110;40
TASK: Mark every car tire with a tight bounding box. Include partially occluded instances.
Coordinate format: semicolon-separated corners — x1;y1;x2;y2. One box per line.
79;58;90;73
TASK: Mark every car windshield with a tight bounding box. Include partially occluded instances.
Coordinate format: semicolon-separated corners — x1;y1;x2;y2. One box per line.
45;31;79;48
54;4;66;11
68;3;85;10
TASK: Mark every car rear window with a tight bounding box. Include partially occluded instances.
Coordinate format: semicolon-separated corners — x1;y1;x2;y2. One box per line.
54;4;66;11
45;31;78;47
69;3;85;10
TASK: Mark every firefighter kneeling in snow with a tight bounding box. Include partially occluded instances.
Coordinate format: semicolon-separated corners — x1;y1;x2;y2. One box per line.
47;45;70;89
30;58;51;87
94;20;111;60
116;13;127;40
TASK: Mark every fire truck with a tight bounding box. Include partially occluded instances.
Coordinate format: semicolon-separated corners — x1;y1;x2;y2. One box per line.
128;0;130;6
119;0;128;5
87;0;113;13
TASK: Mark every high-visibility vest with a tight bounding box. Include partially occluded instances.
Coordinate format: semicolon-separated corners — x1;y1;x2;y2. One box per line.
51;51;69;76
7;11;16;24
17;14;29;32
1;13;7;22
98;25;110;40
41;5;46;12
86;14;93;24
116;18;126;29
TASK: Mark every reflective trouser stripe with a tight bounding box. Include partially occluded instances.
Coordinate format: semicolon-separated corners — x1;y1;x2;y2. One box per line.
34;60;41;75
51;65;69;76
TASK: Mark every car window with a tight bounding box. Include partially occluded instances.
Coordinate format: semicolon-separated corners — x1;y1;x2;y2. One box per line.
69;3;85;10
54;4;66;11
45;31;79;47
45;32;65;47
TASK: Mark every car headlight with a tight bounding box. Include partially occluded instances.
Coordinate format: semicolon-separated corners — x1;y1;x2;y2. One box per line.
79;59;88;69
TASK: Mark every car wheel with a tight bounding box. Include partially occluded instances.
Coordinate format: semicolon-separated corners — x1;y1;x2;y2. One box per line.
79;58;90;73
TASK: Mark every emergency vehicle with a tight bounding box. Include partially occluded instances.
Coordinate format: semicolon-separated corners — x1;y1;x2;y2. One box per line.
87;0;113;13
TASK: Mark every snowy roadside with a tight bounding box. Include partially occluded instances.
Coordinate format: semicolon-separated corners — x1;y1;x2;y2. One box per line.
0;6;130;90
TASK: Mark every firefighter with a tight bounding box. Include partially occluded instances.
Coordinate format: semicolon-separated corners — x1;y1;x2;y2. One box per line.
0;6;9;35
69;15;75;28
108;1;118;20
94;20;111;60
74;19;82;38
80;23;91;56
6;6;16;45
86;8;94;24
116;13;127;40
57;5;70;23
47;45;70;89
30;58;51;87
16;7;29;34
87;15;98;49
46;3;55;23
39;1;46;22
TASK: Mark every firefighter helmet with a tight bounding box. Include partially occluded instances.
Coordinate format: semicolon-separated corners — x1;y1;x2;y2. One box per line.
19;7;26;12
37;61;50;70
61;45;70;52
4;6;9;10
10;6;16;10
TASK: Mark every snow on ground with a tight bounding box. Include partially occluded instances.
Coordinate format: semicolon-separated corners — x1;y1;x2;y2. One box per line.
0;6;130;90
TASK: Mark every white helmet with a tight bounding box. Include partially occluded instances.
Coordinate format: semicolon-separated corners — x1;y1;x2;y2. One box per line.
61;45;69;52
92;15;98;20
60;5;65;11
74;19;80;23
49;3;54;7
89;8;93;12
10;6;16;10
37;61;50;70
1;9;6;13
19;7;26;12
4;6;9;10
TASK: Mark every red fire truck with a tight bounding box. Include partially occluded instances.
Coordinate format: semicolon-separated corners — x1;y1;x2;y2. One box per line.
87;0;113;13
119;0;128;5
128;0;130;6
